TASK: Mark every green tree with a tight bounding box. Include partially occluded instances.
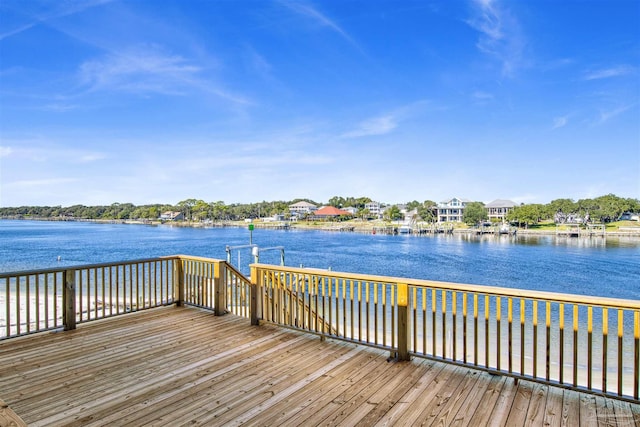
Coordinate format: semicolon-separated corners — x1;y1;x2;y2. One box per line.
507;204;544;227
384;205;402;221
548;198;577;217
328;196;346;207
462;202;487;225
177;199;197;221
417;200;436;223
192;200;209;221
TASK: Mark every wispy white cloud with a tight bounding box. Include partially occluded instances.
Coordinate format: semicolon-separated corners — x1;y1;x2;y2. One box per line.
4;177;79;189
340;101;432;139
79;45;200;95
0;141;108;164
0;0;114;41
552;115;568;129
473;91;494;100
583;65;634;80
540;58;574;72
78;153;107;163
244;46;273;77
0;146;13;158
41;103;78;112
77;44;250;104
341;115;398;139
466;0;525;77
597;104;635;124
279;1;363;53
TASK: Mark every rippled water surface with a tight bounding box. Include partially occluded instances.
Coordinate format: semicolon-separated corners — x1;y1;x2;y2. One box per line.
1;220;639;299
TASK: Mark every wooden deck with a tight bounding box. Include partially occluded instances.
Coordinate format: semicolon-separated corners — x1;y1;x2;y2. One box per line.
1;306;638;427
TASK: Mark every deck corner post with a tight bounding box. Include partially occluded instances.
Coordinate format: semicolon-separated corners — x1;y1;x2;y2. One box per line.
63;269;77;331
174;258;184;307
250;266;261;326
397;282;410;361
214;261;227;316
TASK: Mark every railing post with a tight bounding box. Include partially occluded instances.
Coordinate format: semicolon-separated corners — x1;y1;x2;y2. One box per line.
63;269;76;331
214;261;227;316
250;266;261;326
174;258;184;307
396;283;410;361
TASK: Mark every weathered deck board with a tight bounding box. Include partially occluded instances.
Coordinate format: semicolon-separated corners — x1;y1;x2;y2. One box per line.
1;306;638;426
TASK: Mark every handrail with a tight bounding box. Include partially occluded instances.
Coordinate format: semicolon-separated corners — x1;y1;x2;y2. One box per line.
2;257;638;403
0;255;181;279
1;257;181;339
250;263;640;403
224;262;251;318
250;264;640;310
0;255;233;339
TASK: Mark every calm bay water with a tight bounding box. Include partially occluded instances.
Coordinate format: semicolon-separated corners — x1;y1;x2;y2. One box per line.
1;219;639;300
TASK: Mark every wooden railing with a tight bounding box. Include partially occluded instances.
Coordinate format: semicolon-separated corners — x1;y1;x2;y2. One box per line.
0;255;250;339
3;257;638;403
250;263;640;403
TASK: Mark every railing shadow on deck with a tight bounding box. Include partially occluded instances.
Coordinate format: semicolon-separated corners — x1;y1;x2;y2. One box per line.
1;256;638;404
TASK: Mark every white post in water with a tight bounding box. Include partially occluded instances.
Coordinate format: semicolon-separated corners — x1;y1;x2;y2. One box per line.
252;246;259;264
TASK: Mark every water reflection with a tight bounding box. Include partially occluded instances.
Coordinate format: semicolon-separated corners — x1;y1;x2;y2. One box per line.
1;220;639;300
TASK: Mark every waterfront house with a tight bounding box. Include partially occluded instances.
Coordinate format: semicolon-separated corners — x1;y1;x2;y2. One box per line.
159;211;184;221
620;212;640;221
312;206;353;219
485;199;517;221
365;201;383;219
262;214;285;222
341;206;358;215
436;197;471;223
288;201;318;215
402;208;419;224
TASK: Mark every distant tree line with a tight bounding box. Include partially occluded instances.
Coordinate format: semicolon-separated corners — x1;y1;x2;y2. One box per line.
0;198;318;221
0;194;637;224
505;194;640;226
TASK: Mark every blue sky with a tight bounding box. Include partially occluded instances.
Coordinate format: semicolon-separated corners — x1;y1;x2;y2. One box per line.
1;0;638;207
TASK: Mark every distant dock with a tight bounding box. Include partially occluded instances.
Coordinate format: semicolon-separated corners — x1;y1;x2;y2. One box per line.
556;223;605;237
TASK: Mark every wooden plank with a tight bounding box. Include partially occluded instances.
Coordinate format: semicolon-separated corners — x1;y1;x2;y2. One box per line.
428;369;485;426
49;329;315;426
8;313;270;418
75;333;316;426
595;395;617;426
449;372;504;426
579;393;598;427
542;384;564;427
19;318;305;425
216;346;367;426
372;361;445;426
503;380;534;427
524;383;548;426
470;376;517;427
610;399;637;427
299;353;424;425
141;339;362;425
561;389;581;427
256;348;389;426
281;351;395;426
466;373;509;426
0;398;27;427
388;363;465;425
342;359;433;426
629;401;640;427
1;305;636;427
1;310;229;387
